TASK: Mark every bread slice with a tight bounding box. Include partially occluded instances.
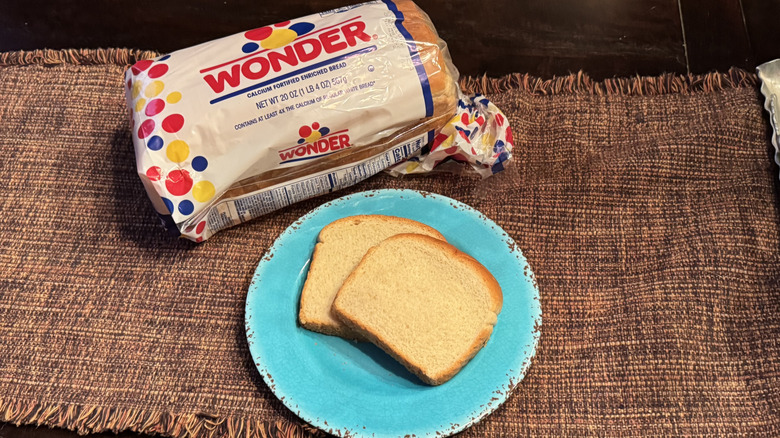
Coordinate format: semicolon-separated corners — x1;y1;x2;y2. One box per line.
298;215;445;340
332;234;502;385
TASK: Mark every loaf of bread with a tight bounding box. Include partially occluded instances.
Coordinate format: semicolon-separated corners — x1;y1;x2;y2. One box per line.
332;233;503;385
219;0;458;200
298;215;444;340
126;0;461;241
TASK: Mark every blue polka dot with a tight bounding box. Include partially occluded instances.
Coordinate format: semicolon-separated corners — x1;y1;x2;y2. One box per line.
319;127;330;136
456;126;471;138
297;138;305;144
157;55;171;61
289;22;315;36
242;42;259;53
178;200;194;215
192;156;208;172
162;197;174;214
147;135;164;151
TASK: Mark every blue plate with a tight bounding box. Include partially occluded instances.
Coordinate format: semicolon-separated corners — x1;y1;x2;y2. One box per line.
245;189;541;438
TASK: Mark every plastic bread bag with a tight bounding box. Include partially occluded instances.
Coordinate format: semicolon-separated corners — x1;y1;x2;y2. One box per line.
758;59;780;176
125;0;513;241
387;91;513;177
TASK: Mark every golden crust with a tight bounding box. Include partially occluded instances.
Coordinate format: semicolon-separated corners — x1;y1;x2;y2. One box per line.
333;233;502;385
394;0;454;105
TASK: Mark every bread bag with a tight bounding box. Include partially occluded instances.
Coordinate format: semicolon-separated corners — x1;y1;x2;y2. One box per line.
758;59;780;180
125;0;512;241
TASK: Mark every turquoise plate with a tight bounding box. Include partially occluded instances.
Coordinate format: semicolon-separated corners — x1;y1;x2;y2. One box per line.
245;189;541;438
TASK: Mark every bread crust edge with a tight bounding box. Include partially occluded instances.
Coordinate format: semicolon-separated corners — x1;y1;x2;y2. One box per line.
333;233;503;385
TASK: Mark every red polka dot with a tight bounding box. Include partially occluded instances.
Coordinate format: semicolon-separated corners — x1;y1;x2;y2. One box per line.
460;113;470;125
131;59;153;75
145;98;165;117
495;113;505;125
146;166;162;181
196;221;206;234
148;64;169;79
299;125;312;138
311;122;320;130
165;169;193;196
138;119;155;138
431;133;449;151
506;127;514;146
274;20;291;27
475;116;485;126
458;130;471;143
444;146;458;154
245;27;272;41
162;114;184;133
196;236;203;243
471;147;477;155
126;79;132;89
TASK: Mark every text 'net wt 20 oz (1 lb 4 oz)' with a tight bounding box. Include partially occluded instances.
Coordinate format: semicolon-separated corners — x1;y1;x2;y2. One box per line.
125;0;514;242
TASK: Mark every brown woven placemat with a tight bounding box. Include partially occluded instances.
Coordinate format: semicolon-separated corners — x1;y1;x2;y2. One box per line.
1;49;779;437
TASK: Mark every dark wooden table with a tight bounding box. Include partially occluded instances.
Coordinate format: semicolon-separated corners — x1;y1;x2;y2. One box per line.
1;1;779;438
2;0;780;78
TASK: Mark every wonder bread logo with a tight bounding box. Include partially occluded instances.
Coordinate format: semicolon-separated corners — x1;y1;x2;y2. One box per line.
277;123;351;164
201;17;371;95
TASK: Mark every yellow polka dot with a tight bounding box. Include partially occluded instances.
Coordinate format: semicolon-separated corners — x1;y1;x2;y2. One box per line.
144;80;164;98
131;81;142;98
437;135;454;151
261;29;297;49
166;140;189;163
405;162;419;173
192;181;215;203
166;91;182;104
134;98;146;112
481;132;496;151
304;131;322;143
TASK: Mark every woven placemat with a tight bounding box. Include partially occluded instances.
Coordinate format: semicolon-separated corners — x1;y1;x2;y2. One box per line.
1;49;779;437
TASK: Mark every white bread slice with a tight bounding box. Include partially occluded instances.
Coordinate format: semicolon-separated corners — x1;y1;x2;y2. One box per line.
332;234;502;385
298;215;445;340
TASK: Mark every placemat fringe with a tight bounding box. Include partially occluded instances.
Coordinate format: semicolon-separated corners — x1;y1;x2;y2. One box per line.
0;49;758;97
0;48;158;68
0;399;321;438
459;68;758;95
